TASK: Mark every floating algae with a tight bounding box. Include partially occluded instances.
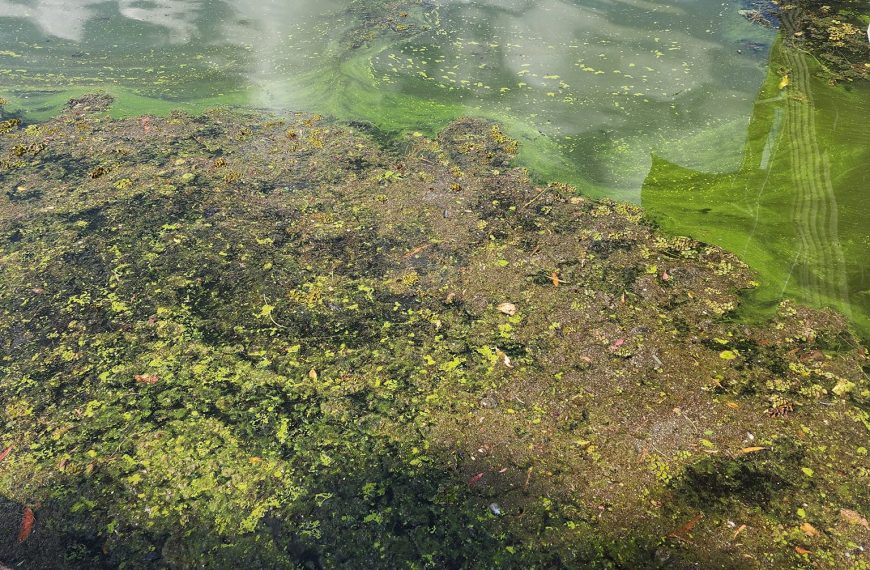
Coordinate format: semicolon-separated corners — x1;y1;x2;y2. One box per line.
642;7;870;342
0;98;867;568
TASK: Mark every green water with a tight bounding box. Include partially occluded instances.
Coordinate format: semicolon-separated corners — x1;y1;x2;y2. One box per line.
0;0;867;336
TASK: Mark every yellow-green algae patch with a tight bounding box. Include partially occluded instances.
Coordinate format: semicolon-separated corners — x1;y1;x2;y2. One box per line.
0;96;867;568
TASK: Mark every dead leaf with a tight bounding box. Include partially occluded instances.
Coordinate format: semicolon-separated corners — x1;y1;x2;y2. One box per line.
669;512;704;539
403;243;432;259
740;446;767;454
551;271;561;287
17;507;34;543
308;368;318;380
497;302;517;316
468;472;484;485
800;522;818;537
495;348;514;368
0;446;12;462
134;374;159;385
799;350;825;363
732;524;747;540
840;508;869;529
794;546;811;555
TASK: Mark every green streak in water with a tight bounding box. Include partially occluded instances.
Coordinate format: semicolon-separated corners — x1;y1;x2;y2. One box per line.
642;37;870;341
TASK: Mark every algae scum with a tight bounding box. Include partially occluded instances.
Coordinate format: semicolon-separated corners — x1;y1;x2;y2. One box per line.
0;1;869;569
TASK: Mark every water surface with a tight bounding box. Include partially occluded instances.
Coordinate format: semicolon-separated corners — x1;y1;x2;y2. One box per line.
0;0;867;336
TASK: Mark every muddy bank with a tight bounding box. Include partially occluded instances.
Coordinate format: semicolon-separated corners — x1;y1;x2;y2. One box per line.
0;97;867;568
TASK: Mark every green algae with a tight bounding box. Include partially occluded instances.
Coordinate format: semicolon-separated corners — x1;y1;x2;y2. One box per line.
0;0;772;199
641;17;870;342
0;98;867;568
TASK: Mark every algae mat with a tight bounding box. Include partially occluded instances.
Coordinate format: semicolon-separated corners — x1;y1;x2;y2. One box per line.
0;99;868;568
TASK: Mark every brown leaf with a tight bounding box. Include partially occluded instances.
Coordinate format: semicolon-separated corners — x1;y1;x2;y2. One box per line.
134;374;159;385
403;243;432;259
0;446;12;462
840;508;869;529
551;271;560;287
794;546;811;555
17;507;34;543
732;524;747;540
668;512;704;539
468;472;484;486
800;522;819;537
497;302;517;316
799;350;825;363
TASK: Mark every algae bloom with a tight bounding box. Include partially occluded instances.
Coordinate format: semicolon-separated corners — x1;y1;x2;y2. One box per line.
0;98;867;568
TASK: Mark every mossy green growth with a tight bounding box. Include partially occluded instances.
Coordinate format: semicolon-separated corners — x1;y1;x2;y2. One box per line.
0;98;867;568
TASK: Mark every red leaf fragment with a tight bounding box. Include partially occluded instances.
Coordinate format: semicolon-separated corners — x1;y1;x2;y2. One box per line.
17;507;34;543
468;472;484;485
668;512;704;539
0;446;12;462
610;338;625;349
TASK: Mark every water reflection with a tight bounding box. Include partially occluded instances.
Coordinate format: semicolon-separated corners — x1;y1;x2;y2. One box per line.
0;0;776;207
0;0;202;42
0;0;104;41
117;0;202;43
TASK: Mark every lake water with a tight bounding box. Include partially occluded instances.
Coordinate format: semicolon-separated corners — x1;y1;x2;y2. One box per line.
0;0;867;336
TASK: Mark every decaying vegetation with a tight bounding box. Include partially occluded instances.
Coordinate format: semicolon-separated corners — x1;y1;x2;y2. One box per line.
0;96;867;568
782;0;869;82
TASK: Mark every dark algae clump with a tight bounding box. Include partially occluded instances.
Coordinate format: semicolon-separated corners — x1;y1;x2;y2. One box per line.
0;99;868;568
